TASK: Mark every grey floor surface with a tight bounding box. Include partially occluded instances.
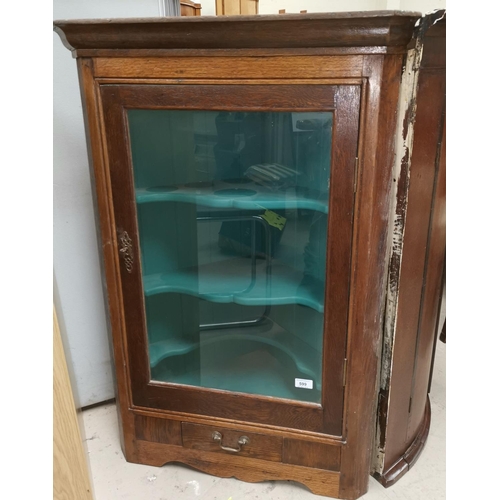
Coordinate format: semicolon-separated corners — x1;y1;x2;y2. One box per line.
82;341;445;500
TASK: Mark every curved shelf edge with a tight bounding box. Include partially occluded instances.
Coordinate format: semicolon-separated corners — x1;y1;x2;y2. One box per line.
144;272;325;314
149;338;195;365
149;332;321;388
372;396;431;488
145;284;324;313
135;187;329;214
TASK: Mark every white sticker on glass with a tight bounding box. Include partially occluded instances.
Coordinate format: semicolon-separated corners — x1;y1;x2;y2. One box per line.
295;378;313;389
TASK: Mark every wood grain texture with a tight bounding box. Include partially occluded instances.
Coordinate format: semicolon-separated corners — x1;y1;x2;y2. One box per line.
96;78;364;86
53;306;93;500
73;47;396;58
53;12;419;52
283;439;341;471
376;18;445;482
373;397;431;487
99;83;357;434
132;407;346;445
135;440;340;498
100;83;338;112
182;422;283;462
76;58;138;462
407;116;445;442
381;68;446;472
322;84;361;435
338;54;404;500
406;20;446;445
93;56;363;79
135;415;182;445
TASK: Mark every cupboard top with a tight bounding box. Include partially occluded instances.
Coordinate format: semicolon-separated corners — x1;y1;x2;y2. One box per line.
54;11;420;54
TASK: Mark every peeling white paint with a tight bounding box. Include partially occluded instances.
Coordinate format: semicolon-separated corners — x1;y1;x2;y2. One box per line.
372;26;426;475
374;8;447;471
382;42;422;393
429;10;446;25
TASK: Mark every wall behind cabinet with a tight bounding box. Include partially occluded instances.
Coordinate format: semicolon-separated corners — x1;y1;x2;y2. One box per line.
53;0;159;408
259;1;445;14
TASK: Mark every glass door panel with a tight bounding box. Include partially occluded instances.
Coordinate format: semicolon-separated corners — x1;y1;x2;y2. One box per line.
128;109;333;403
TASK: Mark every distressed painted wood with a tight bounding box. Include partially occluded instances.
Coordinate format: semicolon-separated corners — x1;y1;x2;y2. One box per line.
372;12;446;487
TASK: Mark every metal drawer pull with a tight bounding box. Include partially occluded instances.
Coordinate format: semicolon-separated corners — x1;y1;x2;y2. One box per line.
212;431;250;452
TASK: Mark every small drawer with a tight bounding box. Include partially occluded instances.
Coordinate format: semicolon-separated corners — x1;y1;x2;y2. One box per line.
181;422;283;462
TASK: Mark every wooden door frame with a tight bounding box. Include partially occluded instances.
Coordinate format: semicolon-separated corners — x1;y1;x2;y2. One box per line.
99;82;360;436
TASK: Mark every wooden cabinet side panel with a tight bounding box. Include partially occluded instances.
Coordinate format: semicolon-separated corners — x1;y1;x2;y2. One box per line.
382;69;446;471
76;58;137;461
407;117;445;442
338;54;404;500
406;22;446;446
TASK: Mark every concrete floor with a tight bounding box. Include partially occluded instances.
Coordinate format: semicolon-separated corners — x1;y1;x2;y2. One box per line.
82;342;445;500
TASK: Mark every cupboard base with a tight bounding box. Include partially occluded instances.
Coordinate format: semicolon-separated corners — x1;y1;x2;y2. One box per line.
130;439;341;498
372;397;431;488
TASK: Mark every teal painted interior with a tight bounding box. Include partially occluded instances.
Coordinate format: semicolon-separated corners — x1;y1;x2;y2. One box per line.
128;109;333;403
135;185;328;213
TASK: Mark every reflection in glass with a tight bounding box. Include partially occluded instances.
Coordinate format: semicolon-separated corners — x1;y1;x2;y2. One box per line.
128;110;333;403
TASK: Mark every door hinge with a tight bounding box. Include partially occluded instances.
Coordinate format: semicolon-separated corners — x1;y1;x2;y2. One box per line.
342;358;348;387
354;157;359;193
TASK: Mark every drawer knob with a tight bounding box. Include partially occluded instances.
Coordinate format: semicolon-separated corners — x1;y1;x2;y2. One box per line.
212;431;250;453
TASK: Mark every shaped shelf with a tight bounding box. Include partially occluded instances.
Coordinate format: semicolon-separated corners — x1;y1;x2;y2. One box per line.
149;328;322;395
135;181;328;214
143;259;325;313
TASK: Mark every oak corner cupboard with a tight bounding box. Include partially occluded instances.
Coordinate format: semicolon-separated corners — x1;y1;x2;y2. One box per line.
54;11;446;499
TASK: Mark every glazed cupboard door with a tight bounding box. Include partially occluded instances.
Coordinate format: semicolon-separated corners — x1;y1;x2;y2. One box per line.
100;84;359;436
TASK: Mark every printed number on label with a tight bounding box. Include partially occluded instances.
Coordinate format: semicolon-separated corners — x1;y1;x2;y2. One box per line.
295;378;313;389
